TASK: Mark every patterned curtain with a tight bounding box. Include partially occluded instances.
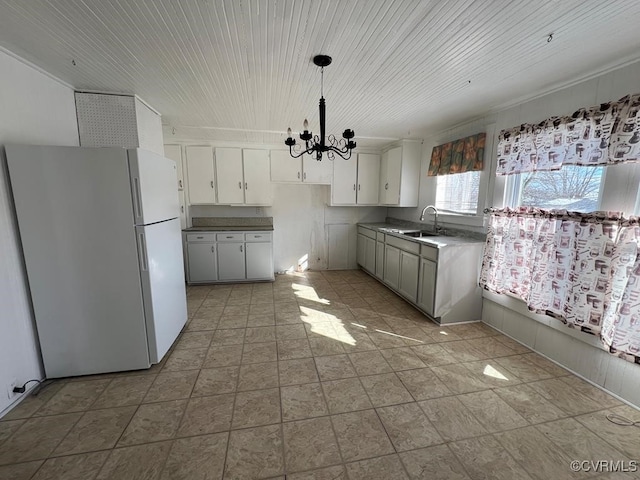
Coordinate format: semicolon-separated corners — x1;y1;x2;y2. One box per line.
428;132;485;176
496;93;640;175
480;208;640;364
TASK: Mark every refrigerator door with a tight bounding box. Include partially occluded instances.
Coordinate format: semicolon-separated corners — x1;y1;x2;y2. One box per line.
6;145;151;377
128;149;180;225
136;218;187;363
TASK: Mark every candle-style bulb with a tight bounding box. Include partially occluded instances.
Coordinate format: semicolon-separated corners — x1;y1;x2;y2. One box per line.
303;119;309;130
287;127;292;137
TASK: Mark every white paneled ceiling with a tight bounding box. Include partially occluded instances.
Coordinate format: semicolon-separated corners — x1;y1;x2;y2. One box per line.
1;0;640;145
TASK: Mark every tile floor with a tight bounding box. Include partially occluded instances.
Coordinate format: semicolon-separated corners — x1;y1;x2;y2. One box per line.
1;270;639;480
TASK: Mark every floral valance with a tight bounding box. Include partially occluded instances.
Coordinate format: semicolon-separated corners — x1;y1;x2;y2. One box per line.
479;207;640;364
496;93;640;175
428;132;485;176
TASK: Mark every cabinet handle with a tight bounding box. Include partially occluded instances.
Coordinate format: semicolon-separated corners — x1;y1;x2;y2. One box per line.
358;184;361;190
254;235;262;238
226;236;233;239
297;172;300;179
196;236;204;239
245;182;248;189
353;184;356;191
385;182;389;190
211;181;214;188
181;206;184;213
303;172;306;180
240;245;243;252
178;180;182;188
238;181;242;189
211;246;214;253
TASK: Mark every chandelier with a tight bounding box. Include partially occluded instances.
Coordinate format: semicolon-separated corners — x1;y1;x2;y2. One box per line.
285;55;356;161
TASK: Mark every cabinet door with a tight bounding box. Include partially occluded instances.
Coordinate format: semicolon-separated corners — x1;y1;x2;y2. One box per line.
375;241;384;279
270;150;302;182
399;251;419;303
178;190;188;230
243;149;272;205
384;245;401;290
356;153;380;205
357;234;366;267
215;147;244;204
217;242;246;281
186;146;215;204
418;258;436;316
381;146;402;205
187;243;217;282
164;144;184;190
303;154;332;184
331;155;357;204
364;236;376;273
246;242;273;280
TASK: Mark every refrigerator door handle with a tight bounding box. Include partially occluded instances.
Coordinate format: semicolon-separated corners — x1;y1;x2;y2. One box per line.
133;177;142;221
138;233;148;271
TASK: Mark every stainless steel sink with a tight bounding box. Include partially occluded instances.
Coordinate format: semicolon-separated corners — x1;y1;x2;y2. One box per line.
401;230;438;238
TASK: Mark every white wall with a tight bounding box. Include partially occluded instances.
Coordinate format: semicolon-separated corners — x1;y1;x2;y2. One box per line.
0;49;79;416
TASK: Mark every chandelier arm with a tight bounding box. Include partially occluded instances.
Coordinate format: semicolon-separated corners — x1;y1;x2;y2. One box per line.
288;143;314;159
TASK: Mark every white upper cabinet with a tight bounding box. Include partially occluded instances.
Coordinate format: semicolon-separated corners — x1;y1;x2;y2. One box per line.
185;146;216;204
331;153;380;205
164;144;184;190
379;140;422;207
215;148;244;205
243;149;272;205
270;150;332;184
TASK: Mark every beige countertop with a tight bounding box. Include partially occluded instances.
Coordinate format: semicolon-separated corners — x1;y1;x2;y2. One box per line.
184;216;274;232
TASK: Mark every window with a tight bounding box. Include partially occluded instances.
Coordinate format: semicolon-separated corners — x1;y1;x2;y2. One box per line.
509;165;605;211
435;171;481;214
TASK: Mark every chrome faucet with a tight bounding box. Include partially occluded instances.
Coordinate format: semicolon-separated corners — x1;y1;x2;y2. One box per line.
420;205;439;233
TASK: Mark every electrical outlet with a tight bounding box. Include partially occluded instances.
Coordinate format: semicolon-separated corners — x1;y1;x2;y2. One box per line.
6;378;18;399
255;207;264;215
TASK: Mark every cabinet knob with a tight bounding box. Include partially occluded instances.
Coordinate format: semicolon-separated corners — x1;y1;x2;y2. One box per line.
238;181;242;189
385;182;389;190
358;184;361;190
211;246;214;253
353;184;356;191
211;181;214;188
245;182;248;189
179;180;182;188
303;172;306;180
297;172;300;179
181;206;184;213
240;245;243;252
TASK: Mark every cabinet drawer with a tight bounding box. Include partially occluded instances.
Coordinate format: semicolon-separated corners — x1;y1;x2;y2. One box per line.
421;244;438;261
186;233;216;242
357;226;376;240
216;233;244;242
245;232;272;242
386;235;420;255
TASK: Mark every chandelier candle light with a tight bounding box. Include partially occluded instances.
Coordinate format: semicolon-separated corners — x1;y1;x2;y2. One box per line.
285;55;356;161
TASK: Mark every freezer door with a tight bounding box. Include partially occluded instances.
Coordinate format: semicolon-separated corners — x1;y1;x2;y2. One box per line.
128;149;180;225
136;218;187;363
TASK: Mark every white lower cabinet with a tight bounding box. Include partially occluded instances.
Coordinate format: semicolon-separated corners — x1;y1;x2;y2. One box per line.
418;258;436;317
187;242;218;282
364;237;376;273
399;251;419;303
384;245;401;290
246;241;273;280
357;234;366;268
217;242;246;281
375;241;384;279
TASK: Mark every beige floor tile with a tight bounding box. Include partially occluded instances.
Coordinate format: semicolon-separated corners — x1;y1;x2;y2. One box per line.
237;362;279;391
308;336;347;356
223;305;250;316
275;312;304;325
247;314;276;327
32;451;110;480
281;383;328;422
242;342;278;364
36;380;111;416
287;465;347;480
376;402;443;452
53;406;136;456
277;338;313;360
90;375;155;409
528;378;618;416
575;405;640;461
559;376;622;409
322;378;373;414
160;432;228;480
143;370;198;403
445;322;496;340
340;333;377;353
245;326;276;343
439;340;490;362
411;344;457;367
203;344;243;368
348;351;392;376
493;355;556;382
218;316;249;329
457;390;529;432
96;441;172;480
493;384;568;425
278;358;319;385
359;373;414;407
250;304;275;316
314;354;356;381
0;420;25;443
224;424;284;479
211;328;246;345
368;330;409;349
0;461;43;480
430;363;490;394
185;316;219;332
493;335;532;354
175;331;214;350
461;359;522;389
418;397;488;442
0;383;65;421
519;352;570;377
162;348;207;371
232;388;281;429
283;417;341;472
0;413;81;465
494;426;578;480
396;367;452;401
276;324;308;340
399;444;470;480
177;394;234;436
428;329;464;343
331;409;394;462
466;337;517;358
118;399;186;446
192;366;239;396
378;347;426;371
449;435;533;480
345;454;409;480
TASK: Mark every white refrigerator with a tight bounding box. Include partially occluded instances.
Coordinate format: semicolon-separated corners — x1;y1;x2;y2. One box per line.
6;145;187;378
